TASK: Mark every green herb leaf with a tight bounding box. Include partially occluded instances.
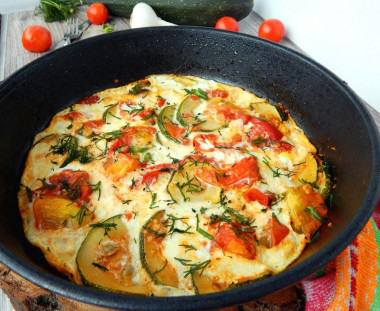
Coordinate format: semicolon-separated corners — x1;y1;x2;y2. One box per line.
90;220;117;237
184;88;208;100
196;214;213;240
304;206;325;222
102;24;114;33
36;0;82;23
174;257;211;278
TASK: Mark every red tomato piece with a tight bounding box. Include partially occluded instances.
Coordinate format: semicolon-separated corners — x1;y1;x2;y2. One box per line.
108;126;156;154
217;157;260;188
194;156;260;188
261;217;290;248
137;107;156;124
193;134;218;152
62;112;82;120
215;16;239;32
77;95;100;105
44;170;92;202
206;89;229;98
248;117;283;142
22;25;52;53
258;19;285;42
87;3;109;25
124;212;133;221
210;102;251;124
189;95;200;101
157;98;166;107
273;141;294;153
103;153;140;181
140;170;162;186
244;188;270;206
165;123;189;144
83;119;106;129
212;223;256;259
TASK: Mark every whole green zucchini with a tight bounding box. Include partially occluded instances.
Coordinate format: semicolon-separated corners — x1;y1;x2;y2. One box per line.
86;0;254;26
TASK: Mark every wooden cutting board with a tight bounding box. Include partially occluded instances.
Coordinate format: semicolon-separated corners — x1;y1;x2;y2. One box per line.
0;7;299;81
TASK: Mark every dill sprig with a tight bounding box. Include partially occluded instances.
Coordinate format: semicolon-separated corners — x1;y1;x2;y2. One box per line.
174;257;211;278
163;214;192;236
36;0;82;23
90;220;118;237
50;135;93;167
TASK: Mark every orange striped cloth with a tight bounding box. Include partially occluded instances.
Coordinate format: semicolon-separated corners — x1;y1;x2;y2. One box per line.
301;202;380;310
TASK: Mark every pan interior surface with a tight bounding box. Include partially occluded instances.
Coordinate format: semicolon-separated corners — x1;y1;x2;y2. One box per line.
0;27;379;310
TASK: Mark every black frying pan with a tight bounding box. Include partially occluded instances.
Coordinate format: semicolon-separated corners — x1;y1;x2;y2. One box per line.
1;27;380;310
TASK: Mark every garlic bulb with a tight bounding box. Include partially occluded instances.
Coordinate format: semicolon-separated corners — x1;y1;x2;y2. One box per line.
130;3;176;28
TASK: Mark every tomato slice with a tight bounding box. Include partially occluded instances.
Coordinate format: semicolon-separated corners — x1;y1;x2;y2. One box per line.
165;122;189;144
140;170;163;186
260;217;290;248
206;89;229;98
44;170;92;202
108;126;156;154
244;188;270;206
193;133;242;151
194;156;260;188
157;98;166;107
137;107;156;123
212;223;256;259
33;196;92;230
62;112;82;120
209;102;251;124
248;117;283;142
218;157;260;188
104;153;140;181
193;134;218;152
273;141;294;153
80;119;106;136
77;95;100;105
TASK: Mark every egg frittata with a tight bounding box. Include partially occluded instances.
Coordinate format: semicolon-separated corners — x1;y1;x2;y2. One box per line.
18;74;331;296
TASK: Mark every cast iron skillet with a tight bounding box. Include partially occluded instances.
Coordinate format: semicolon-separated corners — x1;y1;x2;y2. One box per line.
1;27;380;310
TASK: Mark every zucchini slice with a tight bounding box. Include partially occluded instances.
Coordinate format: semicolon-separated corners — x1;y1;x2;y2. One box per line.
173;76;197;86
191;270;227;294
157;105;182;143
140;210;179;287
285;186;327;237
77;215;149;294
292;153;318;185
177;95;225;131
167;161;221;204
250;102;282;122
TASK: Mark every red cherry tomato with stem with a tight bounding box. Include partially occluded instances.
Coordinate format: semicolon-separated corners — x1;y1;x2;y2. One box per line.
258;19;285;42
22;26;52;52
215;16;239;32
87;3;109;25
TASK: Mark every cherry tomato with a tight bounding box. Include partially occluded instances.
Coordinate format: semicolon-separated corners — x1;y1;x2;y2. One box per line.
258;19;285;42
22;25;52;53
215;16;239;32
87;3;109;25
